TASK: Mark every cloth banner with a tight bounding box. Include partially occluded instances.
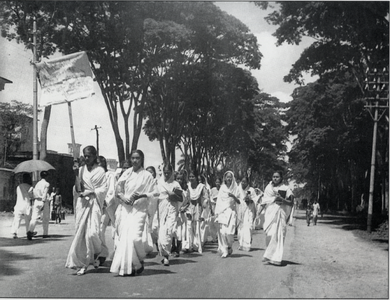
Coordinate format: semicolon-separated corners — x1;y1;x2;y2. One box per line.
35;51;95;106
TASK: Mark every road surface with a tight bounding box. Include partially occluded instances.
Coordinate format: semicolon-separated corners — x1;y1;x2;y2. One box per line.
0;210;388;298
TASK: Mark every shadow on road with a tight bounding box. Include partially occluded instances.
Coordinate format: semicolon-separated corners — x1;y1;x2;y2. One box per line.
0;235;71;248
230;253;251;258
249;247;264;252
280;260;301;267
169;258;197;266
0;249;43;278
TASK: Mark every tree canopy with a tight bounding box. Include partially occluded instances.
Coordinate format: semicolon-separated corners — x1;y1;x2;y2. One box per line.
258;2;389;88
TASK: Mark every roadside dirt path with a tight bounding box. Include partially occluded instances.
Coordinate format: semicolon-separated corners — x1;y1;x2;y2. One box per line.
281;210;388;299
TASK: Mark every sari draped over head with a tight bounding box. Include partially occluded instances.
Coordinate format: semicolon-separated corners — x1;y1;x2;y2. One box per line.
65;164;108;269
185;182;206;253
188;182;205;218
214;171;239;256
262;180;293;265
110;167;155;276
215;171;239;220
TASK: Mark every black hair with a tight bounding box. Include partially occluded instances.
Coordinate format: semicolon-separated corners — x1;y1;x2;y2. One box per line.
98;155;108;172
22;173;32;184
163;163;174;172
146;166;157;178
273;170;284;179
176;169;188;190
130;149;145;167
83;146;98;165
40;171;48;178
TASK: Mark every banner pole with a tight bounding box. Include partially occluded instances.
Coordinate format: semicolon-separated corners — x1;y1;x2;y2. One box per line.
67;102;77;159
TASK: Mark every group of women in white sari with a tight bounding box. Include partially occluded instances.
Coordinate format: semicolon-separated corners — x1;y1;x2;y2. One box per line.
213;170;293;265
66;148;293;275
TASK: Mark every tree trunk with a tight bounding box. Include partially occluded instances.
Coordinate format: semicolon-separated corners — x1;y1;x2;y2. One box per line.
39;106;51;161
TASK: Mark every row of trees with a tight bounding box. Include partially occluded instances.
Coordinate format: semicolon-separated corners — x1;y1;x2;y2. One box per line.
1;1;288;186
258;2;389;214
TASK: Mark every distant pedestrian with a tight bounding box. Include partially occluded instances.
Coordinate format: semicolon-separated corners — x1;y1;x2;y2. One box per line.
11;173;33;239
312;200;321;225
53;188;62;224
48;186;56;218
261;171;294;266
27;171;51;240
306;201;313;226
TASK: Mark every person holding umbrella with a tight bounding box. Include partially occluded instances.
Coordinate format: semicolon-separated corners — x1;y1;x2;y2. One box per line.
27;171;51;240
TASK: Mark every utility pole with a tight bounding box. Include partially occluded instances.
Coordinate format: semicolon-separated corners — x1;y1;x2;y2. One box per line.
32;17;39;184
91;125;101;156
32;17;38;161
364;67;389;233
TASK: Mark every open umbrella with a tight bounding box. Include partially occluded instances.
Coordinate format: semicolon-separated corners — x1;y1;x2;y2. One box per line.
13;160;55;173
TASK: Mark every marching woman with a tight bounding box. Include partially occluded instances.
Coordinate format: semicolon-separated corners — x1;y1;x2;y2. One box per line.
97;155;118;265
110;150;155;276
253;188;264;229
174;170;190;256
183;170;207;253
199;174;213;244
209;178;222;242
65;146;108;275
157;163;183;266
214;171;240;258
262;171;294;266
145;166;159;255
236;176;256;251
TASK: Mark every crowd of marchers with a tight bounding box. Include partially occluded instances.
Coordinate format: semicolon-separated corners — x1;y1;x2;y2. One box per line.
12;145;295;276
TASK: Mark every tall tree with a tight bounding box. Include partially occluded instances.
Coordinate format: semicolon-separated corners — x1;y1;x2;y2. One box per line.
286;73;374;211
142;2;262;168
257;1;389;88
0;100;33;167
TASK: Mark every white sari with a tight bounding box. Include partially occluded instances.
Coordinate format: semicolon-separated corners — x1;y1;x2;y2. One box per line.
262;181;293;265
110;167;155;276
215;171;239;255
184;182;205;253
237;184;256;251
157;175;182;257
65;165;107;269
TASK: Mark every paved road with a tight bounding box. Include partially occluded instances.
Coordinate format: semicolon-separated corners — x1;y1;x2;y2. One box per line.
0;210;388;298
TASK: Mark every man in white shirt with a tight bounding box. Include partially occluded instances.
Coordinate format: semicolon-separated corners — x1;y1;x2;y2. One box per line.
312;200;321;226
27;171;51;240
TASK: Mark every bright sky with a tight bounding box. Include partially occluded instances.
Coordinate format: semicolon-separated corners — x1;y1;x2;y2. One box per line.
0;2;315;170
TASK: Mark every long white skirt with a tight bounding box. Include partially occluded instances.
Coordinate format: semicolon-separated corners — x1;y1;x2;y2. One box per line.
110;207;147;276
65;196;103;269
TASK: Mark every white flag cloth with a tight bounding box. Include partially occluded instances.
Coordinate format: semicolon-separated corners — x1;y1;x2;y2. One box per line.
35;51;95;106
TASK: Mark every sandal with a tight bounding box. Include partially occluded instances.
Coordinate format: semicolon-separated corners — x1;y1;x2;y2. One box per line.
94;259;100;269
77;267;86;275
